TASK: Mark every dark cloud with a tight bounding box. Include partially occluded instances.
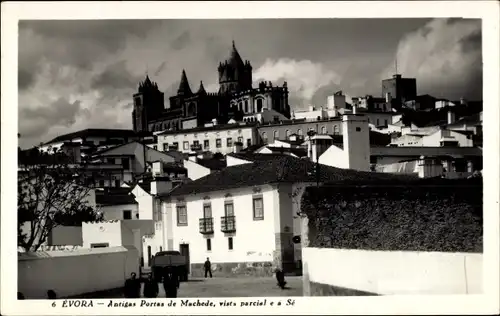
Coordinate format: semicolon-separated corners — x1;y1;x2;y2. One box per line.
90;60;141;92
460;29;482;54
18;68;35;90
171;31;191;50
20;98;83;137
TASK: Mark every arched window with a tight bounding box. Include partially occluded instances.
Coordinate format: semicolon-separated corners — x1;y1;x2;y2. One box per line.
273;130;279;140
187;102;196;116
244;100;249;113
285;130;291;138
256;99;263;112
321;126;326;134
297;129;303;136
333;125;339;135
262;132;268;144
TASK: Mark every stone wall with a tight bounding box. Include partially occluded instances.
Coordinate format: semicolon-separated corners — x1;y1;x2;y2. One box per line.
191;261;274;277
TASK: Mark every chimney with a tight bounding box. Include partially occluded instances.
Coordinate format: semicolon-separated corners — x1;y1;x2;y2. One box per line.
352;98;359;114
385;92;392;103
150;177;173;195
447;110;456;125
212;118;218;126
342;114;370;171
151;161;163;176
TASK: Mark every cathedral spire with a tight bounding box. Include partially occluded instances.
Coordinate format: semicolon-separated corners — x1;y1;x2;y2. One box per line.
177;69;192;96
197;80;206;94
228;40;243;67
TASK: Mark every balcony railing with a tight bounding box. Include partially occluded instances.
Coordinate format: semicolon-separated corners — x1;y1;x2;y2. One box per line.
221;216;236;233
199;218;214;234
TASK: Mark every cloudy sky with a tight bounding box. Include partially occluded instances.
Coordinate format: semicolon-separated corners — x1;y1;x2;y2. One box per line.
18;18;482;148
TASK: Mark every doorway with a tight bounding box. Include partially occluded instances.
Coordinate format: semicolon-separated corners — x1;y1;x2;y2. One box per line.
179;243;190;274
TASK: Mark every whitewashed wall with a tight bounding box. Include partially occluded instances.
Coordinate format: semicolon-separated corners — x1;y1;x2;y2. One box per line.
302;248;482;295
99;203;139;220
18;246;139;299
183;159;211;181
167;185;278;265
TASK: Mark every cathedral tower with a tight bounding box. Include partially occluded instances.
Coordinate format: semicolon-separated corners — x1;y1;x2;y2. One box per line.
218;41;253;95
132;75;164;132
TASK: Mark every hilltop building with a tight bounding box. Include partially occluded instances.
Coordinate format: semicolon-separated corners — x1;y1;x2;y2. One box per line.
132;41;291;133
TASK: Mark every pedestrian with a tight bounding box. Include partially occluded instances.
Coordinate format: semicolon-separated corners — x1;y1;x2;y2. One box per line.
204;257;212;278
143;273;159;298
275;268;287;289
47;290;57;299
162;267;178;298
124;272;141;298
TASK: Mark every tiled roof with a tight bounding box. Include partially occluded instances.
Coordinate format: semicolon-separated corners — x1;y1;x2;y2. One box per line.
196;158;227;170
137;182;152;193
44;129;137;145
167;155;417;197
95;193;137;206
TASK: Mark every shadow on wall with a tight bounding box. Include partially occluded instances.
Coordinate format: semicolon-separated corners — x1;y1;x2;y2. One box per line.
18;246;139;299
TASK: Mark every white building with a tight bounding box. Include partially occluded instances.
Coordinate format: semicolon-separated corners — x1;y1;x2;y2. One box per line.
38;128;139;154
156;123;259;155
318;114;371;172
157;155;383;277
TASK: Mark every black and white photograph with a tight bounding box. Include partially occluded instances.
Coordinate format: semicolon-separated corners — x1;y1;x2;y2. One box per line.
1;1;499;315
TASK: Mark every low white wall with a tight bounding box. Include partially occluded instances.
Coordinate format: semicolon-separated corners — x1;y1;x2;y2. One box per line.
303;247;482;295
18;246;139;299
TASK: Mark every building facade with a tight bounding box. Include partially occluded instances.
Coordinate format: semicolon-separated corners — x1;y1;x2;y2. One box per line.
381;74;417;109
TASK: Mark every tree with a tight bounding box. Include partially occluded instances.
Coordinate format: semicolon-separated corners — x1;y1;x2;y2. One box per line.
18;147;103;252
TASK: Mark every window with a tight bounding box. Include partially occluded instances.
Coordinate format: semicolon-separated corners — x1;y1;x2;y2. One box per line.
176;205;187;226
246;139;252;147
262;132;268;144
91;243;109;248
193;140;199;147
384;119;388;126
356;127;361;132
376;119;380;126
123;210;132;220
297;129;303;136
244;100;249;113
107;158;115;164
183;141;189;150
160;246;163;252
206;239;212;251
286;130;291;138
237;136;243;144
204;140;210;149
321;126;326;134
227;138;233;147
122;158;130;170
172;142;179;150
333;125;339;135
216;138;222;148
203;204;212;218
225;203;234;217
256;99;263;112
163;143;169;151
253;197;264;220
228;237;234;250
114;180;120;187
273;130;279;140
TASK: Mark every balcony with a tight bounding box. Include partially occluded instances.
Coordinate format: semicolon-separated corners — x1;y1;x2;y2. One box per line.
191;144;203;151
221;216;236;233
199;218;214;234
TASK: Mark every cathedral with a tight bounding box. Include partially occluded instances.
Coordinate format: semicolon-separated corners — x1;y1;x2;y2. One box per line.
132;41;291;133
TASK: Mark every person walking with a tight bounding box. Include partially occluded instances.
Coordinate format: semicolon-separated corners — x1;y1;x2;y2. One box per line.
143;273;159;298
163;267;178;298
124;272;141;298
204;257;212;278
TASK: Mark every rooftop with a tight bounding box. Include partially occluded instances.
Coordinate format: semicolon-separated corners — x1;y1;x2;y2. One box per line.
95;192;137;206
43;129;138;145
166;155;418;197
196;158;227;171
